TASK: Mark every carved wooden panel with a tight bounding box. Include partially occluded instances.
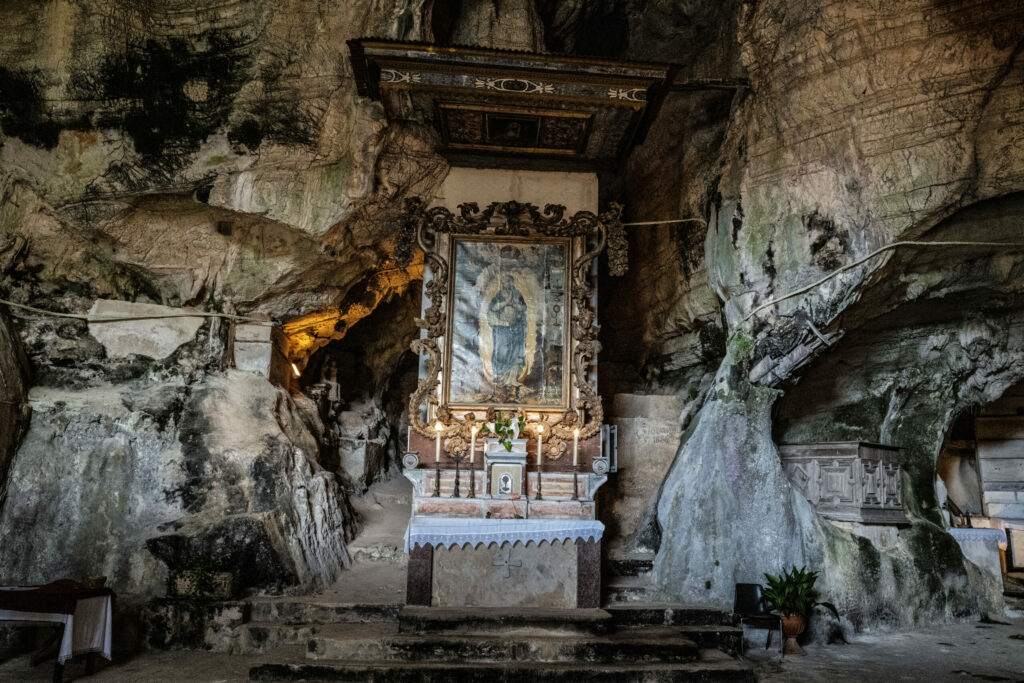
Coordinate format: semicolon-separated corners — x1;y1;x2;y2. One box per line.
779;442;908;525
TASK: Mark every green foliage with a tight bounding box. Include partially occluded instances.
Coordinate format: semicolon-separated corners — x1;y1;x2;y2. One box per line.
762;565;840;619
481;411;526;452
727;331;755;361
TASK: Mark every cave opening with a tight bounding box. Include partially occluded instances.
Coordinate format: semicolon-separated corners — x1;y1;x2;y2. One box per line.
297;287;421;492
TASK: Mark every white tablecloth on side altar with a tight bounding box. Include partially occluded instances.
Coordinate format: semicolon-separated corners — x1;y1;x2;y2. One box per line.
0;595;112;664
405;516;604;551
950;528;1006;585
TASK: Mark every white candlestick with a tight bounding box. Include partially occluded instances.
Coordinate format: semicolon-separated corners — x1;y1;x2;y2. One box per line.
470;426;478;465
573;428;579;466
435;422;443;463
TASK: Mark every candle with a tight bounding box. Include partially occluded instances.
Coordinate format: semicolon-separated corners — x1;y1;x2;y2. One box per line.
573;428;579;466
435;421;443;463
537;424;543;461
470;425;478;465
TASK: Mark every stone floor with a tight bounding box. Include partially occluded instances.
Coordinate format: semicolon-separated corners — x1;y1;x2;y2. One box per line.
751;617;1024;682
1;617;1021;682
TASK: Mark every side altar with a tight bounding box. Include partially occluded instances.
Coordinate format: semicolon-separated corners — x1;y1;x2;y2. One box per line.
348;39;674;609
393;196;626;609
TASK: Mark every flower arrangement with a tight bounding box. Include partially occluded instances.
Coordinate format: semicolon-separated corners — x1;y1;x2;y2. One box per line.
481;411;526;452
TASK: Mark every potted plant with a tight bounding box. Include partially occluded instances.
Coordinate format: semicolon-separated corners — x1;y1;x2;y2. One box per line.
761;566;839;655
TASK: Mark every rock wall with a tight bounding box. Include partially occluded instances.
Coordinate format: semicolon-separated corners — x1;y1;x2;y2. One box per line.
648;0;1024;630
0;312;30;510
0;357;355;599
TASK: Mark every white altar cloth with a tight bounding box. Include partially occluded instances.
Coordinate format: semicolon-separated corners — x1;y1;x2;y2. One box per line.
405;516;604;551
950;528;1006;586
0;594;112;664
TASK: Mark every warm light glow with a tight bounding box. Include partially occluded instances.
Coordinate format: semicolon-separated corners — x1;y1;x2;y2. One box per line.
291;362;301;377
435;421;443;432
537;424;544;433
471;425;478;434
574;428;580;437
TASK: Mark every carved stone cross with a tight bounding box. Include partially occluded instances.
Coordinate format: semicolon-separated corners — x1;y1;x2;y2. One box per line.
492;546;522;579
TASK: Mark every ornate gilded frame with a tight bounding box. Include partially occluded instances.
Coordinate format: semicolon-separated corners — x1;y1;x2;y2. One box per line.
394;198;627;461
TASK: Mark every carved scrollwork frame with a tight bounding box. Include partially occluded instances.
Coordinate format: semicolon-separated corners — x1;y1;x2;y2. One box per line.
395;198;626;461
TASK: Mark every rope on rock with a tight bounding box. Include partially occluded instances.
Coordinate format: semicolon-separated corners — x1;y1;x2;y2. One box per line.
0;297;277;326
742;239;1024;324
622;217;707;227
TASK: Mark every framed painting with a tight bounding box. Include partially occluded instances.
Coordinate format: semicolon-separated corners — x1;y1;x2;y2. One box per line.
445;236;570;410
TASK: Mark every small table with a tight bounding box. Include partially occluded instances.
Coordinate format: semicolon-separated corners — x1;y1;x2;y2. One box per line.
0;584;114;682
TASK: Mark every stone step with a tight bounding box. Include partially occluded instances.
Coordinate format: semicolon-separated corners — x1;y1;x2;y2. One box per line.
249;601;401;625
237;623;318;654
677;625;744;655
606;604;735;627
250;658;757;682
306;625;699;664
610;554;655;577
398;606;614;636
604;578;653;604
369;491;413;506
348;542;408;565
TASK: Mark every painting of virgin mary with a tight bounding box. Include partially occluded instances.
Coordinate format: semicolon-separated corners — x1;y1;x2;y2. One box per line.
487;273;529;386
447;239;568;408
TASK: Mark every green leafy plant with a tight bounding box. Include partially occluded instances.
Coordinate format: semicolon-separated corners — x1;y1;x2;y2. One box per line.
762;566;839;619
481;411;526;452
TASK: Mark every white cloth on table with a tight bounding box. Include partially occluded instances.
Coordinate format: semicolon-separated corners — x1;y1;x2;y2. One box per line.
949;528;1006;585
0;595;112;663
405;515;604;551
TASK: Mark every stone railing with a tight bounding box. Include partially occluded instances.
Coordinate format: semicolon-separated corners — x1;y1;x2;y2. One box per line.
778;442;908;525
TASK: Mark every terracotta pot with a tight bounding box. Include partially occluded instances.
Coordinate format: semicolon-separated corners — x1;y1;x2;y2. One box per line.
780;615;806;655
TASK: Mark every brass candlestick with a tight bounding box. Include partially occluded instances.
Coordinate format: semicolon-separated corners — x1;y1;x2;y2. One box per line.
452;454;462;498
468;459;476;498
571;464;580;501
432;461;441;497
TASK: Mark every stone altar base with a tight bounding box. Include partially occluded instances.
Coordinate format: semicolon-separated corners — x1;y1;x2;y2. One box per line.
408;539;601;608
433;541;576;608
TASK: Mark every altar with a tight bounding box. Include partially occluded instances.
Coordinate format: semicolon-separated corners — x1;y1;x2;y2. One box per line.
405;517;603;608
347;39;674;610
393;185;621;608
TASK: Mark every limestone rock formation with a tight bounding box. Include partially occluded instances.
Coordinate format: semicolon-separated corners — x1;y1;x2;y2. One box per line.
644;0;1024;629
0;364;355;598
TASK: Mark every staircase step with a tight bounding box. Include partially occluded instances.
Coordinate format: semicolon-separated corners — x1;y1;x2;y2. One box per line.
238;623;318;654
249;601;401;625
610;555;655;577
250;659;757;682
607;604;734;627
398;606;614;636
348;543;408;564
604;580;652;604
677;626;744;655
307;625;698;664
